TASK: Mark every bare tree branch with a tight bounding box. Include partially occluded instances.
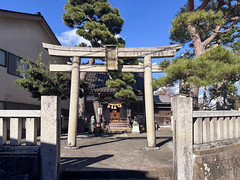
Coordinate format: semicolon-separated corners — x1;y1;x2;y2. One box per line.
214;17;240;33
202;25;221;48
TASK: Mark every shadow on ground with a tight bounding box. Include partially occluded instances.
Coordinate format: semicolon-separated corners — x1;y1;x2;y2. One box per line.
75;136;172;149
60;155;158;180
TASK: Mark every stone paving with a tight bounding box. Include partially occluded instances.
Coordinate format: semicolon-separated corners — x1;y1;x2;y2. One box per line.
60;129;173;179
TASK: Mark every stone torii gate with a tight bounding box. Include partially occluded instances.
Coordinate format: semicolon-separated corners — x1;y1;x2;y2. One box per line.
43;43;181;148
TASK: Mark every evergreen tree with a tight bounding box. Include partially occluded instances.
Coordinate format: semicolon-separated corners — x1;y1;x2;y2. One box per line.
167;0;240;109
63;0;125;47
15;54;88;100
156;46;240;109
63;0;138;104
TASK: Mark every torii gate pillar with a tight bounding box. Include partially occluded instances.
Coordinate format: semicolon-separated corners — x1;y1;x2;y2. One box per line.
144;56;156;147
67;57;80;147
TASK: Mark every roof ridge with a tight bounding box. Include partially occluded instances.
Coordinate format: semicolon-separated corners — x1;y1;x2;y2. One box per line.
0;9;42;17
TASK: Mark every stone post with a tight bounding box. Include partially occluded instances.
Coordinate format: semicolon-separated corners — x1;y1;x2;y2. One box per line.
93;101;100;127
0;118;7;145
10;118;22;145
144;55;156;148
26;118;37;145
172;95;193;180
41;96;61;180
67;56;80;147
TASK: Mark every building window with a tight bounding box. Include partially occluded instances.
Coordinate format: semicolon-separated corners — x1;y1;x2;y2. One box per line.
0;102;4;110
8;53;23;77
0;49;6;66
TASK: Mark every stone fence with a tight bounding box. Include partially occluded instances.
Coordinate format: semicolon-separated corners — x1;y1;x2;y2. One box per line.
172;95;240;180
193;110;240;150
0;96;60;180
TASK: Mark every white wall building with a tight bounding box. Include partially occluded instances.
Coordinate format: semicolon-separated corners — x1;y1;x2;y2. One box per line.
0;9;69;113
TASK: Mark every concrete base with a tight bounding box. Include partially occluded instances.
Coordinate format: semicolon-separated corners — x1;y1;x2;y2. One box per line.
144;147;160;151
64;146;79;150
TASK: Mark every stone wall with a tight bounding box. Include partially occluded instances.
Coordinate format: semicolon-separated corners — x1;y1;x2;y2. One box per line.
194;143;240;179
0;146;40;180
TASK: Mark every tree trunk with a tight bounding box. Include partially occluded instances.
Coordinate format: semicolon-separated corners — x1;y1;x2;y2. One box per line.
216;83;223;110
78;58;94;133
216;81;228;110
190;83;199;110
187;23;205;109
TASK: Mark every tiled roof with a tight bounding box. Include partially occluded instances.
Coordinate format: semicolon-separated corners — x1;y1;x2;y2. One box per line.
85;72;144;94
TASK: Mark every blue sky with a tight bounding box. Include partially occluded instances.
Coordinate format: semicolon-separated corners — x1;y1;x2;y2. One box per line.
1;0;187;80
1;0;185;49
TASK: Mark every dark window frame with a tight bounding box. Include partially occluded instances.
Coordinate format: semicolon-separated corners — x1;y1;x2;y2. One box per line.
7;52;23;77
0;101;5;110
0;48;7;67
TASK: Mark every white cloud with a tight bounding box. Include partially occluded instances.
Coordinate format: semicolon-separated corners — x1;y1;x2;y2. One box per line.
56;29;91;46
115;34;122;39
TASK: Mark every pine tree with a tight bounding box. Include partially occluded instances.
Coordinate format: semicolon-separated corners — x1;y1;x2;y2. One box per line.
167;0;240;109
156;46;240;109
63;0;138;113
15;53;88;100
63;0;125;47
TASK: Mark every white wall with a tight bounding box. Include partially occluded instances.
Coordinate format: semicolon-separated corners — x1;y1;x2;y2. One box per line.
0;16;69;109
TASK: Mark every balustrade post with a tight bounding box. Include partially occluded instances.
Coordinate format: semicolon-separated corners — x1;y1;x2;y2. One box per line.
217;117;224;141
26;118;37;145
194;118;203;144
10;118;22;145
237;116;240;138
210;117;217;142
0;118;7;145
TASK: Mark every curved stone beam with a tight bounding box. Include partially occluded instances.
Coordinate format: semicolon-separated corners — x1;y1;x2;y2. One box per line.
43;43;181;58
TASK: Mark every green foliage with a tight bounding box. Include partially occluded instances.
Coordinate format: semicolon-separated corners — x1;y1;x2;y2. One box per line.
170;0;240;52
157;46;240;88
159;59;171;70
15;53;89;100
106;71;137;102
63;0;138;102
156;46;240;109
63;0;124;47
170;9;224;45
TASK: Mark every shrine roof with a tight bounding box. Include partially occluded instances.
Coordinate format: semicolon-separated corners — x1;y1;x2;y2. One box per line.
85;72;144;95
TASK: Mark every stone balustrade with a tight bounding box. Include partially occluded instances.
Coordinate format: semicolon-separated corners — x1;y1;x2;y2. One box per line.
193;110;240;149
0;96;60;180
172;95;240;180
0;110;40;146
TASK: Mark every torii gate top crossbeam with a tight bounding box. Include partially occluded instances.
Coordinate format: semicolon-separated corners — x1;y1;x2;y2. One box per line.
43;43;181;58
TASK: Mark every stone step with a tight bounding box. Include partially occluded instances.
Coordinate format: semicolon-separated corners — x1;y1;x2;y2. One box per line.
107;122;128;127
108;124;128;127
108;127;132;133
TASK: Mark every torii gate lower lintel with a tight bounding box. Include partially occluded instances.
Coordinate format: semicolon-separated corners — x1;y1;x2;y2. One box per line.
43;43;181;148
